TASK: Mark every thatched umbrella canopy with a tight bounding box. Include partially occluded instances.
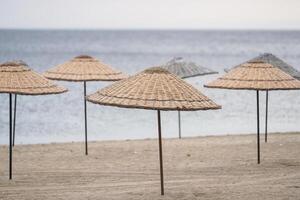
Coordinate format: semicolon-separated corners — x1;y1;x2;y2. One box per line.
225;53;300;142
0;61;67;179
4;60;29;147
87;67;221;195
205;60;300;164
161;57;218;138
44;55;127;155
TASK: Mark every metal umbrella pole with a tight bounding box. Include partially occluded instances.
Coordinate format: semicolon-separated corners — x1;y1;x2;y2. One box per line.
13;94;17;146
9;93;13;179
178;111;181;139
84;81;88;155
256;90;260;164
265;90;269;143
157;110;164;195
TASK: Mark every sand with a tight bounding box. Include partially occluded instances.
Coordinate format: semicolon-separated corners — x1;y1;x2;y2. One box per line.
1;132;300;200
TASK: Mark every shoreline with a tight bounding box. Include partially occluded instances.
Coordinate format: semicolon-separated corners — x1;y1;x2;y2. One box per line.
1;131;299;147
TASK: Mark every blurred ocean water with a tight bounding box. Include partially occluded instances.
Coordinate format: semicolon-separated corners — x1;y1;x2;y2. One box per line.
0;30;299;144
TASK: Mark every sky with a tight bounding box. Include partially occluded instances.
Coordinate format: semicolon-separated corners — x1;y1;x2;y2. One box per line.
0;0;300;30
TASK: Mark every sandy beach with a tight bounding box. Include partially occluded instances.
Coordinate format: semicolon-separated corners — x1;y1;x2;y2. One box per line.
0;132;300;200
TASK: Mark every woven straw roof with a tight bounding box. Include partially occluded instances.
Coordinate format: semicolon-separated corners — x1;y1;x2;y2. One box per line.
161;57;218;79
205;60;300;90
87;67;221;111
225;53;300;80
44;55;127;82
0;61;67;95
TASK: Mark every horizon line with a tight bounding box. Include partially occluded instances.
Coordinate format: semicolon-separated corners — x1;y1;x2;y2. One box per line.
1;28;300;31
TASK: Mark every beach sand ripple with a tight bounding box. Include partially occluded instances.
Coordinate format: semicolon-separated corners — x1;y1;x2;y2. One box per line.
0;133;300;200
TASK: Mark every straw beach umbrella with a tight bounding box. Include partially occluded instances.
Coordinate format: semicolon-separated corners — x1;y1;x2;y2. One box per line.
161;57;218;138
87;67;221;195
0;61;67;179
44;55;127;155
205;60;300;164
7;60;28;147
225;53;300;143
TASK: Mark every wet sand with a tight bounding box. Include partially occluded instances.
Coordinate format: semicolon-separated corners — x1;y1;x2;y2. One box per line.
1;132;300;200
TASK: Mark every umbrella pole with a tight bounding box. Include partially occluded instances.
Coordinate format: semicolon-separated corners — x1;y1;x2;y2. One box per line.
84;81;88;155
265;91;268;143
178;111;181;139
13;94;17;146
9;93;13;179
157;110;164;195
256;90;260;164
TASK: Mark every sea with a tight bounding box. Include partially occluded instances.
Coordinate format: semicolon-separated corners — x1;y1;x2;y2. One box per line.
0;30;299;145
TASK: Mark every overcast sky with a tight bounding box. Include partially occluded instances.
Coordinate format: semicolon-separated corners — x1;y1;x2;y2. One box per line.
1;0;300;30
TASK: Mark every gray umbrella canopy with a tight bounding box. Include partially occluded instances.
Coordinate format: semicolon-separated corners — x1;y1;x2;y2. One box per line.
162;57;218;79
225;53;300;79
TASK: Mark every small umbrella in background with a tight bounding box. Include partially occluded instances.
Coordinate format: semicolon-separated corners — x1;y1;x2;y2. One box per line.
0;61;67;179
205;60;300;164
161;57;218;138
44;55;127;155
87;67;221;195
225;53;300;143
